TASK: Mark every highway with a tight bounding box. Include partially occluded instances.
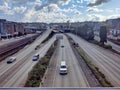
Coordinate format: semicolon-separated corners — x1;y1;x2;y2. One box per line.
1;31;120;87
0;29;55;87
41;34;89;87
94;35;120;53
68;33;120;87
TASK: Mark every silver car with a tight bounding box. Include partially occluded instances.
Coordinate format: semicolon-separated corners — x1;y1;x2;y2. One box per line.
7;57;16;64
32;54;39;61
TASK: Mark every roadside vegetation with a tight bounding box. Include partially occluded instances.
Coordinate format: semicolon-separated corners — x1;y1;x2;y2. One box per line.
90;40;120;55
35;31;55;50
76;46;113;87
67;35;113;87
25;40;58;87
89;40;112;49
41;31;55;44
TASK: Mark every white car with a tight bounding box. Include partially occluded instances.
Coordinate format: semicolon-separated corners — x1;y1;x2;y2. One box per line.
59;61;67;75
7;57;16;64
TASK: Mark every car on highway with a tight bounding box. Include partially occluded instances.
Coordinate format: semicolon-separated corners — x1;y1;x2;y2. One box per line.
59;61;67;75
7;57;16;64
32;53;39;61
73;42;79;47
61;45;64;48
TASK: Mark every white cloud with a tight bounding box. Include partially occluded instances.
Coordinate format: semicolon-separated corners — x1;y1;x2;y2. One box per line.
86;7;114;14
4;0;29;5
22;7;68;23
0;6;26;15
48;4;59;12
107;14;120;19
35;0;71;11
59;8;82;15
71;4;77;9
0;1;27;15
22;8;36;22
0;0;119;23
78;5;84;8
87;7;103;12
26;0;42;6
13;6;27;13
76;0;81;4
0;0;82;23
87;14;106;21
0;2;13;15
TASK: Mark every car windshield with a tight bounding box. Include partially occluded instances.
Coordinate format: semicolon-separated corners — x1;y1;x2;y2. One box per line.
61;66;66;68
33;56;37;58
8;58;13;61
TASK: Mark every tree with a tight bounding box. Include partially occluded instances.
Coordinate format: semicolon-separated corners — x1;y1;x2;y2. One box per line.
18;32;23;36
99;26;107;46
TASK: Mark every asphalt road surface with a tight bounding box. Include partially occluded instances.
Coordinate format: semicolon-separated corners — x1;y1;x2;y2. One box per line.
94;35;120;53
41;34;89;87
68;33;120;87
0;29;55;87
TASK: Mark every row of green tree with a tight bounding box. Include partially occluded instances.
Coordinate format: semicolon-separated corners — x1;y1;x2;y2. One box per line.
71;24;107;45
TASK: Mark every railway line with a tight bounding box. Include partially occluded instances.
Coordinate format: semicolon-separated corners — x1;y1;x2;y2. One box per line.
0;30;53;87
0;31;120;87
1;36;56;87
0;34;40;61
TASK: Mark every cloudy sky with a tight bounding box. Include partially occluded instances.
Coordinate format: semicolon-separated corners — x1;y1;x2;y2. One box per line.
0;0;120;23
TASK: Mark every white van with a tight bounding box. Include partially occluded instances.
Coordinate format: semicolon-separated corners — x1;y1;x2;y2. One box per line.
59;61;67;75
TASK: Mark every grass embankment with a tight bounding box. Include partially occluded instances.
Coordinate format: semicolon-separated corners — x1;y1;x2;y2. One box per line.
67;36;113;87
90;40;120;55
25;40;58;87
90;40;112;49
35;31;55;50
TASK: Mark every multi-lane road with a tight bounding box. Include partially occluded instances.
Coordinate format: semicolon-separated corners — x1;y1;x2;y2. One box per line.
94;35;120;53
0;30;120;87
68;33;120;87
0;29;55;87
41;34;89;87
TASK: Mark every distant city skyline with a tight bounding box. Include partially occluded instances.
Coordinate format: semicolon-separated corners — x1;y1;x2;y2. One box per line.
0;0;120;23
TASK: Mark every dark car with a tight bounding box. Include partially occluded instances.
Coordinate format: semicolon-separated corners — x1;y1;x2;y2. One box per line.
61;45;64;48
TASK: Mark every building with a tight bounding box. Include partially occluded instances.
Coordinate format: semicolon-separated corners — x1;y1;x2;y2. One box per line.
106;18;120;36
0;19;6;35
5;21;25;36
5;22;15;36
22;22;47;34
15;23;24;35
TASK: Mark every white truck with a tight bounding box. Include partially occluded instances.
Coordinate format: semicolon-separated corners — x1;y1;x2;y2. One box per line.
59;61;67;75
